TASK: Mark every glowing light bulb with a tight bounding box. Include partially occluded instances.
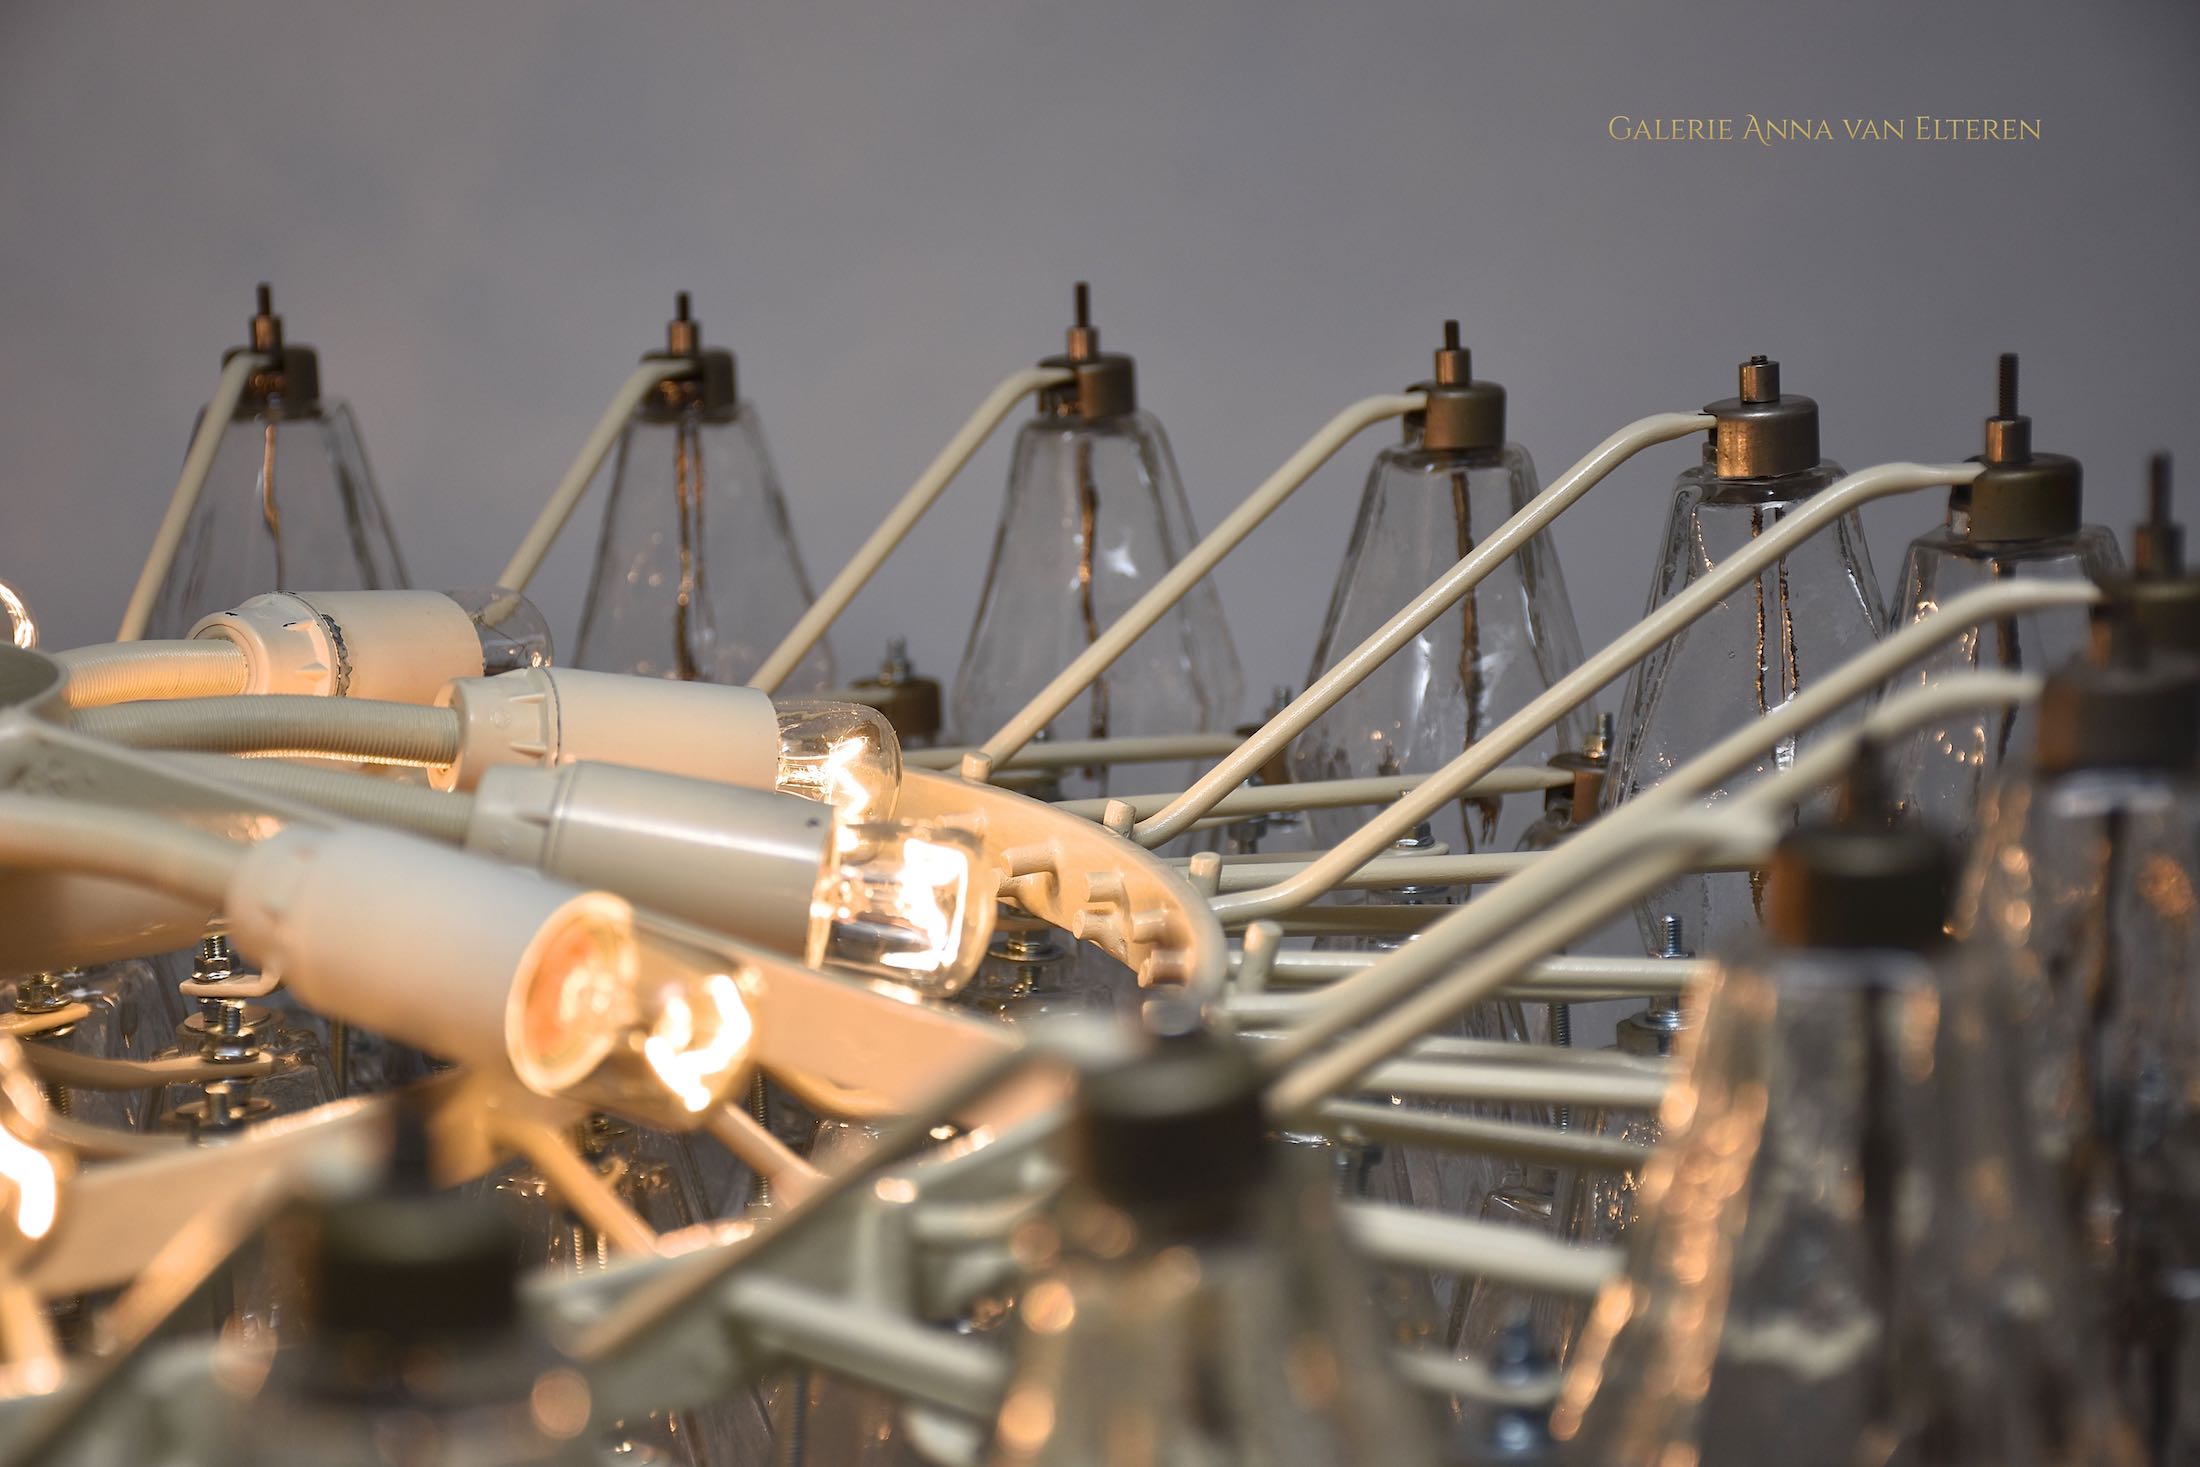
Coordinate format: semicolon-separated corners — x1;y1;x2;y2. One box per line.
0;1038;64;1256
808;821;998;995
508;897;759;1129
773;698;903;828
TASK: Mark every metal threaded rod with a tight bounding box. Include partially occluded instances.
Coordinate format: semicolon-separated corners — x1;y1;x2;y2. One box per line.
1997;352;2019;419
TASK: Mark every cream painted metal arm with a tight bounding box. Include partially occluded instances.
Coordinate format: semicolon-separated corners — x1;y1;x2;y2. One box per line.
496;360;698;595
116;353;267;643
749;367;1072;693
1267;673;2042;1116
1213;460;1987;922
965;392;1427;776
1132;410;1716;846
1252;577;2088;1073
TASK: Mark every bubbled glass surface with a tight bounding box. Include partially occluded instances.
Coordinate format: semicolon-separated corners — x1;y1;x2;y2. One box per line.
1954;765;2200;1456
1884;526;2123;838
481;1113;778;1465
575;403;833;691
1292;438;1585;855
1553;944;2141;1467
143;401;407;639
985;1147;1438;1467
1605;458;1883;954
953;411;1242;799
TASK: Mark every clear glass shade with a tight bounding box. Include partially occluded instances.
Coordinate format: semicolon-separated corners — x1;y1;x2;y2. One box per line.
574;403;833;690
1291;436;1585;854
1552;941;2141;1467
1884;525;2123;836
1954;763;2200;1457
986;1146;1439;1466
142;401;407;640
953;411;1242;795
1605;457;1884;953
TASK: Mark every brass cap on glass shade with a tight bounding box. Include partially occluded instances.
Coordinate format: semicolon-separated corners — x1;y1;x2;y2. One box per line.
222;281;322;417
1407;318;1506;452
2035;646;2200;776
1964;353;2083;541
1765;752;1953;951
638;290;738;420
2104;454;2200;658
1702;355;1820;479
1038;281;1137;421
1073;1025;1269;1221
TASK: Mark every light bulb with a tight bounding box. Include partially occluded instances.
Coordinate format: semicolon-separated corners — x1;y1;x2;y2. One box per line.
772;697;904;828
807;820;997;995
511;905;758;1126
0;1037;64;1259
226;827;760;1130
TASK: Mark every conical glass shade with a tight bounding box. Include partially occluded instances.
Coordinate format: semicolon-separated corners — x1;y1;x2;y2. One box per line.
1605;452;1884;952
143;400;406;640
1293;431;1585;854
481;1113;779;1465
984;1028;1439;1466
574;401;832;689
1884;525;2122;835
1552;937;2141;1467
953;409;1242;797
1955;753;2200;1458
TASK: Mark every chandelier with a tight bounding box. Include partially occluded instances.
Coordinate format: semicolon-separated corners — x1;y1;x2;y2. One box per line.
0;283;2187;1467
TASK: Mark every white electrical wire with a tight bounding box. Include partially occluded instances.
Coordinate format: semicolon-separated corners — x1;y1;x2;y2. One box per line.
1212;459;1986;922
116;352;266;643
72;695;462;767
966;391;1428;777
0;796;244;907
52;642;251;709
1133;410;1716;847
748;366;1073;694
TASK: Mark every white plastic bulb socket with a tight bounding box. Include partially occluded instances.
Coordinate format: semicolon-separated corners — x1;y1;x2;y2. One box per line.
190;588;552;703
223;826;758;1128
467;762;998;990
433;669;903;826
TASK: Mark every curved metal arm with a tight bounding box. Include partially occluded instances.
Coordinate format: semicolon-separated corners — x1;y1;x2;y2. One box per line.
1266;672;2043;1116
497;360;698;595
750;367;1072;693
1212;460;1985;922
964;392;1427;778
1253;577;2094;1073
1133;410;1715;847
117;353;267;642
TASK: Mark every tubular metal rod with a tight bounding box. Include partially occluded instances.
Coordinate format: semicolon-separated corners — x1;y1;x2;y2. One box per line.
968;392;1426;774
1134;410;1716;845
1212;460;1985;922
1268;673;2041;1115
498;360;697;594
750;367;1071;693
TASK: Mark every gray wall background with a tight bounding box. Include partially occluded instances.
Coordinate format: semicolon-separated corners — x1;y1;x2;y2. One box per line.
4;0;2196;731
